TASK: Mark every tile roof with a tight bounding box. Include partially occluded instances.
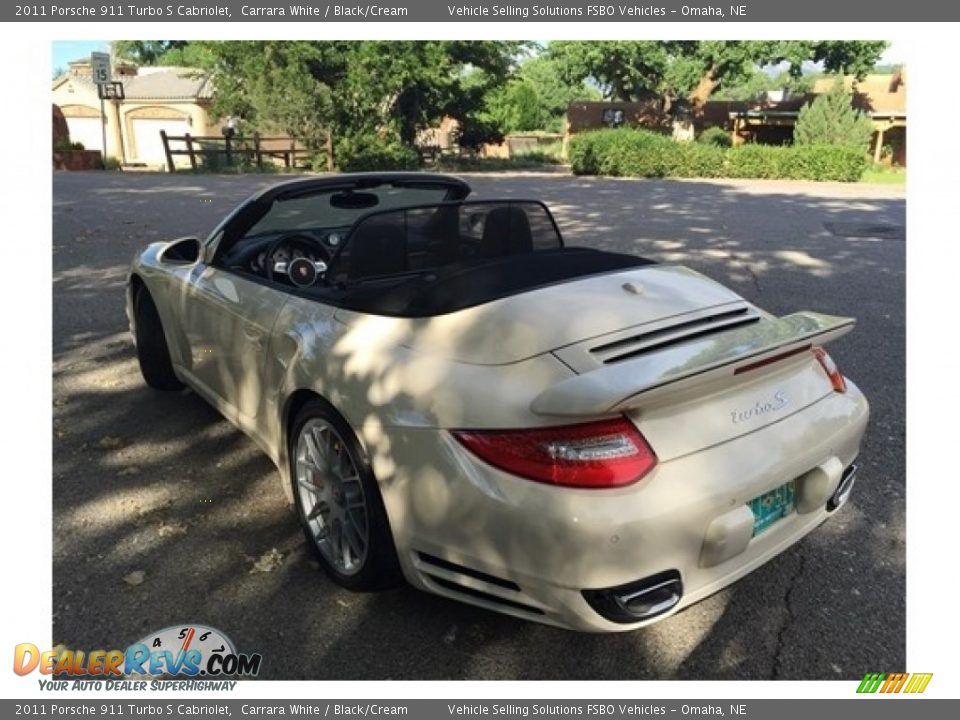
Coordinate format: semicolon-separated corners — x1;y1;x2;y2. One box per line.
53;67;213;101
124;68;213;100
811;73;905;114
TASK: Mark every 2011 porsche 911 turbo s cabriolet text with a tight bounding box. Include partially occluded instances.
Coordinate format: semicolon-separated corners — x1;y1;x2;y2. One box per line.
126;173;868;632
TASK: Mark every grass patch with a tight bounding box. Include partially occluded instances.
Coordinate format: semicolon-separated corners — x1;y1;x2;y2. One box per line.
860;166;906;184
433;154;562;172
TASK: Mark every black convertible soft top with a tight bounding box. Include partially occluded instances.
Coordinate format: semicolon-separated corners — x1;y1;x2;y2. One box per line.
312;247;657;317
283;198;658;316
216;178;658;317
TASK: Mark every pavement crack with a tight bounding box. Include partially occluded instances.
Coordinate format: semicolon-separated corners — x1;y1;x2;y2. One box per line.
734;253;763;297
771;550;806;680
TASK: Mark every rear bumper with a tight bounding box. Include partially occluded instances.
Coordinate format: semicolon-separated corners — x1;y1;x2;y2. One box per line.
376;381;869;632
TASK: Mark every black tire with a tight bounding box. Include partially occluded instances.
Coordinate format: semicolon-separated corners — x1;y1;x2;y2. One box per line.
133;286;184;391
290;398;401;591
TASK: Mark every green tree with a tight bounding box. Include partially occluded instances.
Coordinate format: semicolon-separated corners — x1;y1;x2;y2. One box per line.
481;53;603;134
793;78;874;151
548;41;683;103
712;69;817;101
112;41;190;64
191;41;348;125
547;41;887;109
186;41;339;161
112;41;218;69
187;41;522;158
518;55;602;114
334;41;522;145
810;41;889;79
455;116;507;154
509;55;600;131
484;78;544;133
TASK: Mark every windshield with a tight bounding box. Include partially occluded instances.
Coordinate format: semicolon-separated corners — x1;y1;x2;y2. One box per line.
245;184;453;238
329;200;564;282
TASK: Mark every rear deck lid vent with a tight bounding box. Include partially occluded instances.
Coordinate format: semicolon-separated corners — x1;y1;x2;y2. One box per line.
590;305;761;365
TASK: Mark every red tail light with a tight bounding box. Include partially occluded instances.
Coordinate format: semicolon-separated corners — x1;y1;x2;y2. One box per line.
452;417;657;489
813;347;847;393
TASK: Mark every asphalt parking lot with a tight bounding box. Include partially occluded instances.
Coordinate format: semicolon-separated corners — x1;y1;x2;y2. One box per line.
52;171;905;680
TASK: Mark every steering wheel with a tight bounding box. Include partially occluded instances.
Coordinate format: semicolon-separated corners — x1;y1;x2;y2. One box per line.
264;232;331;287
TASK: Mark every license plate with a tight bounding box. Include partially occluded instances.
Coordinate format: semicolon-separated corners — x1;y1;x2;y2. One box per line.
749;481;795;536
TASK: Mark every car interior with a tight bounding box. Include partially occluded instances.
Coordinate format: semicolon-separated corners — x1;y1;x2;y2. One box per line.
215;190;655;317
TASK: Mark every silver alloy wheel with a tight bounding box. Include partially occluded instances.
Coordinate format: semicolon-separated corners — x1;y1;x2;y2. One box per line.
294;418;369;575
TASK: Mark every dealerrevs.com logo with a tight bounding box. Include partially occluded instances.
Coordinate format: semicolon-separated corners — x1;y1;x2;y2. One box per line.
857;672;933;694
14;625;262;690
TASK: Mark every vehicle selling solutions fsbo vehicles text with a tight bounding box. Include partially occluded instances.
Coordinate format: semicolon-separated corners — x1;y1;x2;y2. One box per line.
445;6;742;17
446;5;667;17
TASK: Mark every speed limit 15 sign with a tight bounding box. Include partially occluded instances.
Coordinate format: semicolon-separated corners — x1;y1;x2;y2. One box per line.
91;52;111;85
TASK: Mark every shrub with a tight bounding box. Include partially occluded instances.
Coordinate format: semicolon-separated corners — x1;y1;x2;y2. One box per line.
569;128;725;178
571;128;869;182
510;150;561;165
456;118;506;155
569;128;676;176
794;78;874;152
664;143;726;178
334;132;419;172
726;144;792;179
697;126;733;148
198;141;226;172
567;132;599;174
435;155;560;172
726;143;869;182
53;139;85;152
788;144;870;182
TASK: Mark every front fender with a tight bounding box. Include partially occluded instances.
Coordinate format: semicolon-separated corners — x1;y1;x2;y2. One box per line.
127;242;195;371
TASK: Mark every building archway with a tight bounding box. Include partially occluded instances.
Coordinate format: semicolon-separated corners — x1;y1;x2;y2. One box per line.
123;106;191;165
59;104;103;152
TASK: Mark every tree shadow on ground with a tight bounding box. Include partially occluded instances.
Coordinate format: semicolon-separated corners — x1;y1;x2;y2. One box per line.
51;172;904;679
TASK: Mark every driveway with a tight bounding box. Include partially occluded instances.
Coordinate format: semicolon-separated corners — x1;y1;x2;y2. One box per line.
52;171;905;680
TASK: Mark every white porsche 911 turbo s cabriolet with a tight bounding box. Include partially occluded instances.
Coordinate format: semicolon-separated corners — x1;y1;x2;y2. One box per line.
127;173;868;632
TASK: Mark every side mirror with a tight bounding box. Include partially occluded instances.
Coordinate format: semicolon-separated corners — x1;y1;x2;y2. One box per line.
159;237;202;265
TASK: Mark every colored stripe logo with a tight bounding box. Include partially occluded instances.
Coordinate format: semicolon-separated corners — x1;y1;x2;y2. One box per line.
857;672;933;694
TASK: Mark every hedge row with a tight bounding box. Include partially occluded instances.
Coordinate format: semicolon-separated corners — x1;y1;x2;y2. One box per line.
568;128;869;182
334;132;420;172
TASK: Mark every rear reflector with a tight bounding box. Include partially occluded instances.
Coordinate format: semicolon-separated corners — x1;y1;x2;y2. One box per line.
452;418;657;489
813;347;847;393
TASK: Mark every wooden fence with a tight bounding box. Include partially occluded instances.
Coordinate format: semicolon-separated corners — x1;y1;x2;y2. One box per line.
159;131;324;173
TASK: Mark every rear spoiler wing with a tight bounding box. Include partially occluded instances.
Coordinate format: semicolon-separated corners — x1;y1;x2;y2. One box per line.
531;312;854;417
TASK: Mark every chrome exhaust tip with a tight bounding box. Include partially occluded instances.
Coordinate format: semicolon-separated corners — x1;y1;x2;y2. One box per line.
583;570;682;624
827;462;859;512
